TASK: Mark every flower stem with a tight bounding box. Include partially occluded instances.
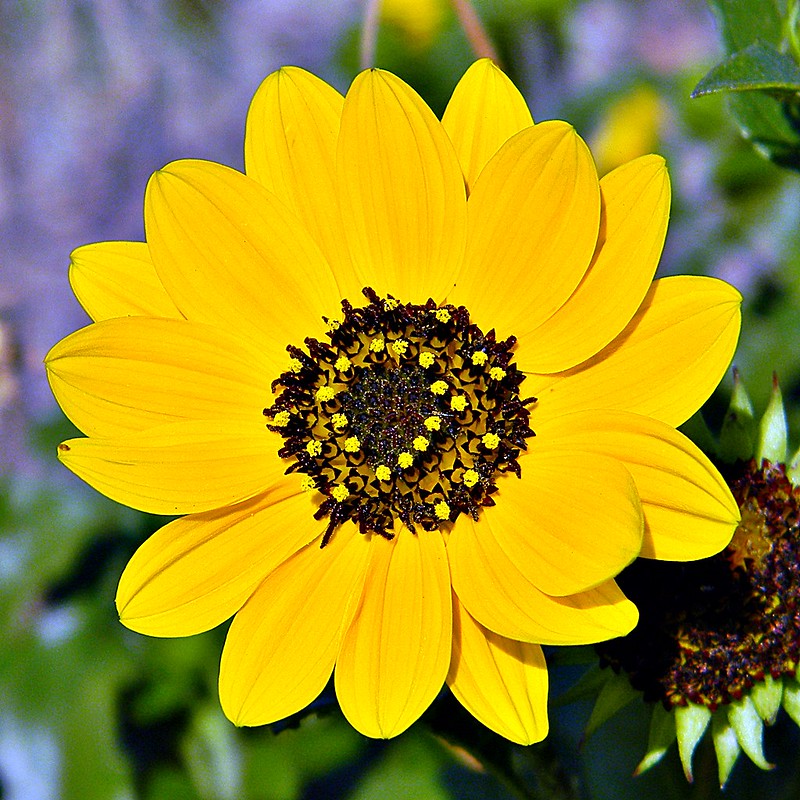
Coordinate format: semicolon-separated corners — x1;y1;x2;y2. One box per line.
449;0;500;63
360;0;381;70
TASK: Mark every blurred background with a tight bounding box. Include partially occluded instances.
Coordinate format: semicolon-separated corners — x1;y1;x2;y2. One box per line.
2;1;800;798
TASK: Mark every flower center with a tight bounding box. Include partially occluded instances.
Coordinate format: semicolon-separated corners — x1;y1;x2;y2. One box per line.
264;288;535;545
595;460;800;711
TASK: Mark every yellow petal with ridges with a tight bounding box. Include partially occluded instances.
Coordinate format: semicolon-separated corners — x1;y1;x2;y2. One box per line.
337;69;467;303
484;451;642;596
220;524;371;727
69;241;181;321
454;122;599;336
245;68;361;300
516;155;670;373
57;420;284;515
117;479;318;637
448;594;548;745
528;276;742;428
45;317;275;439
449;516;638;644
535;410;739;560
441;58;533;191
335;526;452;738
145;159;340;355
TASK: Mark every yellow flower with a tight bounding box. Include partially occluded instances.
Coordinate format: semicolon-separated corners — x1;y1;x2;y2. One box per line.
46;60;742;745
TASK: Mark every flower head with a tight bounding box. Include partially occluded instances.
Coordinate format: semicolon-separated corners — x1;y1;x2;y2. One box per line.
46;60;742;743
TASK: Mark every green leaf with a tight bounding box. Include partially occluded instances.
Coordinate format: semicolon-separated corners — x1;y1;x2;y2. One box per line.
707;0;784;52
692;41;800;97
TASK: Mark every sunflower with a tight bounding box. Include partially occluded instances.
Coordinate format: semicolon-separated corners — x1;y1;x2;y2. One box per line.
45;59;742;744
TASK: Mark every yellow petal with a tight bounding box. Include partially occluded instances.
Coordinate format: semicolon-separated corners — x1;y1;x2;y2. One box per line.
535;410;739;560
336;69;467;303
449;516;638;644
528;276;742;427
454;122;600;336
57;420;285;515
335;526;452;738
45;317;275;438
484;451;643;596
117;479;319;637
69;241;181;321
516;155;670;373
245;68;361;300
441;59;533;191
448;594;549;745
144;159;340;356
220;523;371;726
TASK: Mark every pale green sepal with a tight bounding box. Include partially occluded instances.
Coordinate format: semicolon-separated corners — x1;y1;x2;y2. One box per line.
756;374;787;465
750;674;783;724
675;703;712;782
553;663;611;708
727;695;773;771
781;678;800;726
718;369;755;462
711;709;742;788
634;703;677;776
679;411;718;457
583;671;640;740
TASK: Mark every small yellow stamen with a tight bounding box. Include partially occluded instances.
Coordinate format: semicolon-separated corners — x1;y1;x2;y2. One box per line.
489;366;506;381
327;318;341;332
384;298;399;310
375;464;392;481
419;351;435;368
331;413;348;431
450;395;468;412
482;432;501;450
299;475;316;492
315;386;336;403
272;410;290;427
331;484;349;502
424;415;441;431
471;351;488;366
413;436;428;451
334;355;350;372
398;452;414;468
369;336;385;353
434;500;450;520
306;440;322;457
435;308;451;323
390;338;409;357
430;380;448;395
463;469;479;487
344;436;361;453
289;357;303;373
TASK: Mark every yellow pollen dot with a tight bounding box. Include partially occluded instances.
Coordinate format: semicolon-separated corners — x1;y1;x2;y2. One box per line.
306;440;322;457
331;484;349;502
424;415;441;431
272;410;290;427
434;500;450;520
327;318;341;332
390;339;409;356
450;395;468;412
435;308;451;323
334;355;350;372
375;464;392;481
299;475;316;492
489;366;506;380
289;357;303;373
369;336;385;353
430;380;448;395
344;436;361;453
384;298;399;310
482;432;501;450
419;351;435;368
413;436;428;451
331;413;348;431
463;469;479;487
315;386;335;403
398;452;414;468
471;351;488;366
